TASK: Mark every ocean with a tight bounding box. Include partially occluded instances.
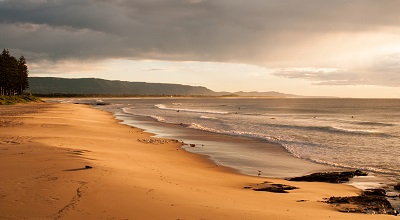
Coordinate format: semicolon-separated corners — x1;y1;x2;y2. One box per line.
67;98;400;188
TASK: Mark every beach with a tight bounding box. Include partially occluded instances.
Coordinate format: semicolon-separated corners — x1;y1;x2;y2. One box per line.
0;102;396;219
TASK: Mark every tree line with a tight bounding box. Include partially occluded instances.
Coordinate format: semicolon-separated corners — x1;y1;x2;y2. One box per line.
0;49;29;96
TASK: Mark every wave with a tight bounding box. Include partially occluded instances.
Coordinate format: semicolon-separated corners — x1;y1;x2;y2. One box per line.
268;123;389;136
282;143;398;176
354;121;395;127
329;126;383;135
121;107;131;114
200;115;218;120
119;106;399;177
185;122;385;174
186;122;398;176
155;104;229;114
59;100;72;104
188;123;284;144
122;107;166;122
136;114;167;123
121;108;272;141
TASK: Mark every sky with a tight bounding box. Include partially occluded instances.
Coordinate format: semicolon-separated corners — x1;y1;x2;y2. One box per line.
1;0;400;98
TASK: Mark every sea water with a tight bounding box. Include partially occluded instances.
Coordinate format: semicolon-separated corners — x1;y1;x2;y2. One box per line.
71;98;400;185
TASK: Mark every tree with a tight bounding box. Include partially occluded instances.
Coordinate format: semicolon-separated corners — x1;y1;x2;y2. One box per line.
0;49;29;95
18;56;29;95
0;49;10;95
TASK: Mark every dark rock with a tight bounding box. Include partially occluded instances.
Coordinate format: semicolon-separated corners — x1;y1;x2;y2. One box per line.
190;144;196;147
326;195;396;215
296;200;308;202
354;169;368;176
394;183;400;191
363;188;386;197
288;170;368;183
85;165;93;169
246;182;298;193
94;102;110;106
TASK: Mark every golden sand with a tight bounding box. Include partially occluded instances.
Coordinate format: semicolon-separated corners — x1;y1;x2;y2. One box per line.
0;103;396;219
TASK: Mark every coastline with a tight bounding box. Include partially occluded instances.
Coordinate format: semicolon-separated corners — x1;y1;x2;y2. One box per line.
0;102;396;219
113;111;341;178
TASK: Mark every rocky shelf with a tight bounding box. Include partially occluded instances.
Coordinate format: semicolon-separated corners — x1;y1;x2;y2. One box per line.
326;188;398;215
287;170;368;183
244;182;297;193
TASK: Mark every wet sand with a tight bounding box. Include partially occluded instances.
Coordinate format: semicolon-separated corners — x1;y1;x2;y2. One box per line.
114;112;340;178
0;103;396;219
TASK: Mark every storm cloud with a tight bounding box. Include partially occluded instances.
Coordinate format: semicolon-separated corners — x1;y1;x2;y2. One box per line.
1;0;400;87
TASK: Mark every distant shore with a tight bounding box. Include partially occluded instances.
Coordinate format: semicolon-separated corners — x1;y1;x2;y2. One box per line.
0;103;396;219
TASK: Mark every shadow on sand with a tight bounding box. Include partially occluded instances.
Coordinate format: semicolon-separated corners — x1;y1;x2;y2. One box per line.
63;166;92;172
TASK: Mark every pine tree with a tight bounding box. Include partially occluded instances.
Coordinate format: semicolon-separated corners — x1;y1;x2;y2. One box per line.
0;49;29;96
0;49;11;96
18;56;29;95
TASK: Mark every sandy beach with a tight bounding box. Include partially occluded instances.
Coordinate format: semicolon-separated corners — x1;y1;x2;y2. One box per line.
0;102;396;219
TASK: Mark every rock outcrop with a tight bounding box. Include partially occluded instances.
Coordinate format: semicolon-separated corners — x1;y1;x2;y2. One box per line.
244;182;297;193
326;188;397;215
288;170;368;183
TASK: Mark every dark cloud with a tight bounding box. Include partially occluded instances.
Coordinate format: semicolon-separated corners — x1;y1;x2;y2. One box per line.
1;0;399;59
1;0;400;87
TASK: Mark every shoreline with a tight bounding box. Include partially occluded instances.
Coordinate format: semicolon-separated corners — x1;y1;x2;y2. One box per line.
61;97;400;182
91;97;400;185
113;111;342;178
0;102;396;219
109;104;400;209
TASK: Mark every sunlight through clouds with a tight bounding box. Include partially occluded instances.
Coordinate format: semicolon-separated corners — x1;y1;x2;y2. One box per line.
1;0;400;97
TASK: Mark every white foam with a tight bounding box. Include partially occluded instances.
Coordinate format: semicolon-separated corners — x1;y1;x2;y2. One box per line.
347;175;388;190
155;104;229;114
330;126;380;135
200;115;218;120
122;107;166;122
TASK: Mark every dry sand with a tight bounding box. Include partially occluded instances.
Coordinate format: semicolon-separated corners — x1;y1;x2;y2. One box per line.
0;103;396;219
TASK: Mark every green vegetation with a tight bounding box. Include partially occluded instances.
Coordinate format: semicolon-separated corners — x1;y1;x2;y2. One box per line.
28;77;299;98
0;49;41;105
28;77;223;96
0;94;42;105
0;49;29;96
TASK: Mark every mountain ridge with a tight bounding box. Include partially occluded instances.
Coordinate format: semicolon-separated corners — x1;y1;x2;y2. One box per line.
27;77;300;97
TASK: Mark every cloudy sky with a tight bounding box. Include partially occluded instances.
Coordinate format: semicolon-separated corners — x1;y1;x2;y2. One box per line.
1;0;400;97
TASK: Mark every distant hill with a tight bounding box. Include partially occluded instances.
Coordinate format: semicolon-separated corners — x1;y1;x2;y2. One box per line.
233;91;300;98
27;77;303;97
27;77;216;96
